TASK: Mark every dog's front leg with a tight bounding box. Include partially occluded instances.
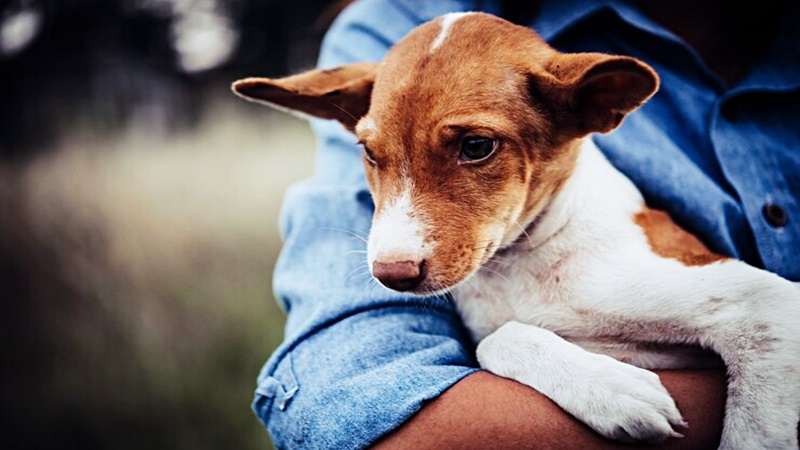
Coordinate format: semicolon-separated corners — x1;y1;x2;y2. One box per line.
476;320;686;443
576;258;800;450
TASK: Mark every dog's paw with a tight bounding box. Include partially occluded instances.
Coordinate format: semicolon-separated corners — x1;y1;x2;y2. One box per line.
561;353;687;443
476;322;686;444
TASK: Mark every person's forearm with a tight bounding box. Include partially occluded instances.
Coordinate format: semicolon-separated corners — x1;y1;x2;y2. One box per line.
371;369;726;450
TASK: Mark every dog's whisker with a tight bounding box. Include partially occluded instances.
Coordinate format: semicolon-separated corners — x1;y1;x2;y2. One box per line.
326;101;359;124
232;12;799;446
484;255;512;266
345;260;373;282
477;265;512;285
470;241;498;252
359;274;381;295
321;226;369;243
347;273;371;286
346;264;371;280
460;278;482;296
514;219;534;245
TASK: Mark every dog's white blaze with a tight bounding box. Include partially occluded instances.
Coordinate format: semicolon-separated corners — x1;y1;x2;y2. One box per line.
367;181;430;266
430;12;473;53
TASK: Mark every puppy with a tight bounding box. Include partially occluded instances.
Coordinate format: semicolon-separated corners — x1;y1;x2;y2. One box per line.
233;12;800;449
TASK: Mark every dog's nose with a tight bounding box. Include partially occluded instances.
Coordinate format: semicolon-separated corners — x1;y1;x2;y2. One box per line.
372;260;425;292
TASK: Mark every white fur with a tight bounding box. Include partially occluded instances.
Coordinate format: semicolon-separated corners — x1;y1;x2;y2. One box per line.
429;12;473;53
477;321;686;443
357;95;800;447
451;140;800;449
356;117;377;136
367;180;432;266
247;10;800;446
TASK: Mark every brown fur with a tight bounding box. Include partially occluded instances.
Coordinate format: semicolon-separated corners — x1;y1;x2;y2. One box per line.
232;62;376;129
634;207;727;266
232;13;665;291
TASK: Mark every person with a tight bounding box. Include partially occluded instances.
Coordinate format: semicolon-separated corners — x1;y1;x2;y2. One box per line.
254;0;800;448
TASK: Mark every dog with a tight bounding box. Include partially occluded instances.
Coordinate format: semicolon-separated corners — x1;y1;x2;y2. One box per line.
233;12;800;449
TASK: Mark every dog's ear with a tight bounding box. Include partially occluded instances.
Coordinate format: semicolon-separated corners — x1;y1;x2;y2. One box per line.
537;54;659;135
232;62;378;131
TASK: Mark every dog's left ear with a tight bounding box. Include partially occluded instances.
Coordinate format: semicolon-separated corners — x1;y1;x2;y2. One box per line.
540;53;659;135
232;62;378;131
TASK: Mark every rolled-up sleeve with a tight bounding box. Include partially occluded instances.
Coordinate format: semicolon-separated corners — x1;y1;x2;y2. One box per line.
254;1;482;449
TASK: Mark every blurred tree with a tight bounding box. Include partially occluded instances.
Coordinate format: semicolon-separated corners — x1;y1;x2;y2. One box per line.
0;1;344;449
0;0;340;158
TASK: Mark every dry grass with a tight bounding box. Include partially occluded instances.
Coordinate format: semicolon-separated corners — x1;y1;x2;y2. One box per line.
1;96;314;449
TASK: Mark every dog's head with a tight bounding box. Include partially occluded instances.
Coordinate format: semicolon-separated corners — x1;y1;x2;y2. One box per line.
233;12;658;295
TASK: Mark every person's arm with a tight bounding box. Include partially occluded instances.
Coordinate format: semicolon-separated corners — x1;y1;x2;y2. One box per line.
255;3;486;449
373;369;726;450
257;2;747;450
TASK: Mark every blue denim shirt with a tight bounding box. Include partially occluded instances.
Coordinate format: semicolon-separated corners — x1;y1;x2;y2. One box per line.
256;1;800;449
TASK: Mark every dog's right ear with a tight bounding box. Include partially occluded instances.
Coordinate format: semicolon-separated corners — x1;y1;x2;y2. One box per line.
232;62;377;131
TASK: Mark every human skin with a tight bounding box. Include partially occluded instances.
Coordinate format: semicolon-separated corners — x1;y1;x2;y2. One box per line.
372;370;727;449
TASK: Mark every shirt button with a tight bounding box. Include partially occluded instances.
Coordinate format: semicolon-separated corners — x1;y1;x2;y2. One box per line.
763;203;788;227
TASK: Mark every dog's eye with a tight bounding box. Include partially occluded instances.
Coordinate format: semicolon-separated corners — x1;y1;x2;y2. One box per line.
460;136;497;162
362;146;377;166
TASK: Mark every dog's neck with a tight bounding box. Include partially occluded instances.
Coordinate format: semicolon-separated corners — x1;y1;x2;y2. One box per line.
507;138;644;254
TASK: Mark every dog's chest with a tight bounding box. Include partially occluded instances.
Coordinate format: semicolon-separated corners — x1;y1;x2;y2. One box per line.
452;241;587;343
450;222;722;370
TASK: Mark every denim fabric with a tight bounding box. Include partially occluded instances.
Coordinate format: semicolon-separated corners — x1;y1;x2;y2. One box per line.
256;1;800;449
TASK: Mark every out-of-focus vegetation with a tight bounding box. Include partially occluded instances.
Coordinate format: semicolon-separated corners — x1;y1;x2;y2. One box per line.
0;1;338;448
1;101;315;449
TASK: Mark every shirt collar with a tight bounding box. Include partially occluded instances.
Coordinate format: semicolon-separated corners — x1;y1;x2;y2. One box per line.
532;0;695;47
531;0;609;42
531;0;800;92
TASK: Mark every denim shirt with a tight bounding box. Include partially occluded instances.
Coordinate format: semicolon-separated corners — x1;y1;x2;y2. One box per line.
255;1;800;449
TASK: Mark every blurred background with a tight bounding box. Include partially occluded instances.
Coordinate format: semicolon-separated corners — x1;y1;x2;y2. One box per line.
0;1;349;448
